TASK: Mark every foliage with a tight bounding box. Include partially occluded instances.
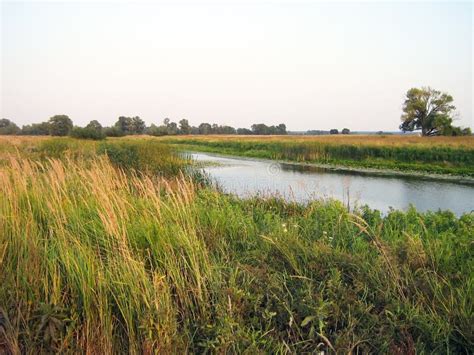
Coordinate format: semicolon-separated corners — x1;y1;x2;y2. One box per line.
48;115;73;136
0;118;20;135
70;127;106;140
199;122;212;134
251;123;287;135
103;126;125;137
114;116;146;135
0;138;472;353
400;87;469;136
146;123;168;136
341;128;350;134
330;129;339;134
237;127;253;135
69;120;105;140
20;122;52;135
179;119;191;134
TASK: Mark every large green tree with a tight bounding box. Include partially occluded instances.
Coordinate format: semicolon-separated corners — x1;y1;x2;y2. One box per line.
400;87;456;136
49;115;73;136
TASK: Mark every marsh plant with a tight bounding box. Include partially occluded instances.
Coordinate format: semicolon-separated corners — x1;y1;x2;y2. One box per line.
0;137;472;353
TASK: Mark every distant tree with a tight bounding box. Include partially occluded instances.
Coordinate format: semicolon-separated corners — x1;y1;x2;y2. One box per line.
86;120;103;132
237;128;253;135
179;119;191;135
251;124;269;135
131;116;146;134
0;118;20;135
103;126;125;137
70;120;105;140
21;122;51;135
114;116;145;134
199;123;212;135
400;87;457;136
49;115;73;136
217;125;236;134
341;128;350;134
276;123;287;135
115;116;132;134
146;124;168;136
70;126;105;140
329;129;339;135
166;120;178;135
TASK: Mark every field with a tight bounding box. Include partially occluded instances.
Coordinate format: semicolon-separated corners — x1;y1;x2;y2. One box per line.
161;135;474;177
0;136;473;353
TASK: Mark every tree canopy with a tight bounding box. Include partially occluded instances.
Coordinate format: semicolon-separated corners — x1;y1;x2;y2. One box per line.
0;118;20;135
49;115;73;136
400;87;460;136
115;116;146;135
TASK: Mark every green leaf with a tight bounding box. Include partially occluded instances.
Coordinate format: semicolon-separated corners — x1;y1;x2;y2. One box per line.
301;315;316;327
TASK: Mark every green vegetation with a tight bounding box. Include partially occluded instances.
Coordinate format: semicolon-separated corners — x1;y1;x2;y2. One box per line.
163;136;474;177
0;136;473;353
0;119;20;135
400;87;471;137
70;120;106;140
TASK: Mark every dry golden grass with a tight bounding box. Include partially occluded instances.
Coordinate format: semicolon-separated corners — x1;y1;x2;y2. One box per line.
0;135;49;151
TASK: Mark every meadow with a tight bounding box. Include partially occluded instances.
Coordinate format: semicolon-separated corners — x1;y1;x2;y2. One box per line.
161;135;474;177
0;136;473;353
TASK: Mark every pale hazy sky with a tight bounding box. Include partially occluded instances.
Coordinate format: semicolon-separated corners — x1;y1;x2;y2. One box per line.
1;1;472;131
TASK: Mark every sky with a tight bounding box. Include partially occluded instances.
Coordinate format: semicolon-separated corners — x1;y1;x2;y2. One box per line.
1;1;472;131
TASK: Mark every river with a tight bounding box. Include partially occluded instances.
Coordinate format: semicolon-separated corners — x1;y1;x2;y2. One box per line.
191;152;474;216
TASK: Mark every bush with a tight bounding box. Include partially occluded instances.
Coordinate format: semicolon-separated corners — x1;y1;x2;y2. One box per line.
70;126;106;140
103;126;125;137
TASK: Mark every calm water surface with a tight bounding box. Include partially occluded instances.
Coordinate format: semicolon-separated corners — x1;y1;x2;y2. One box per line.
192;152;474;216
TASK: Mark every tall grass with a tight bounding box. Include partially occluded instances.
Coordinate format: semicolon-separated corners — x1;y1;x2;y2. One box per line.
163;135;474;176
0;137;473;353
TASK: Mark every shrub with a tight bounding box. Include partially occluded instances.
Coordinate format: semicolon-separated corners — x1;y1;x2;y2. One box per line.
70;126;106;140
103;126;125;137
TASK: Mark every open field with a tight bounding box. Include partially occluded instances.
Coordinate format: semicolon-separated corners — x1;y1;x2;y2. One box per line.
1;136;473;353
161;135;474;177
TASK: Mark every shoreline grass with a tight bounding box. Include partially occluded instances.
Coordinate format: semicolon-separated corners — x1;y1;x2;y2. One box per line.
161;135;474;177
1;136;473;353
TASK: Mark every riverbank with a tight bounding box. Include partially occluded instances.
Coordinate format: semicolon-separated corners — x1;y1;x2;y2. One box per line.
187;149;474;186
161;135;474;178
1;136;473;353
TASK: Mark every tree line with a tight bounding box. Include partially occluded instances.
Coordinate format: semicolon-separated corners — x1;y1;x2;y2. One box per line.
1;87;471;139
0;116;287;140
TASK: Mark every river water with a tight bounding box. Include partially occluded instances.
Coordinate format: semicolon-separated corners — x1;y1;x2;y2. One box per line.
191;152;474;216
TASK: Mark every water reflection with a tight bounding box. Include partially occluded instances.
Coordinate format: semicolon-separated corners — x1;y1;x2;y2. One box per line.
192;152;474;216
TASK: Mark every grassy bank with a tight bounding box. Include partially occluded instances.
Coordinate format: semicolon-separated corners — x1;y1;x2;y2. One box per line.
161;135;474;177
1;136;473;353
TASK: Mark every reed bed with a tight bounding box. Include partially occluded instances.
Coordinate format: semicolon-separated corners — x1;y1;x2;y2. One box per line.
162;135;474;176
0;136;473;353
